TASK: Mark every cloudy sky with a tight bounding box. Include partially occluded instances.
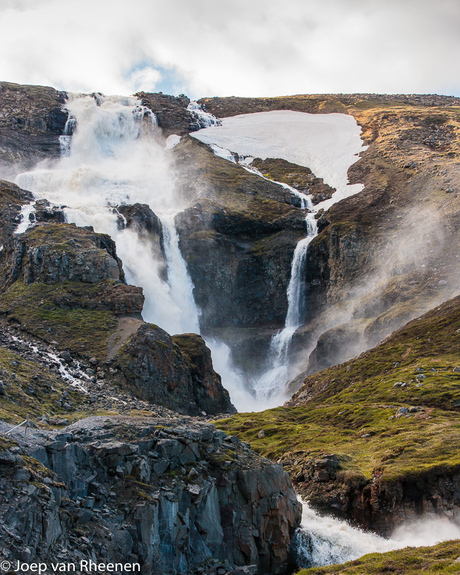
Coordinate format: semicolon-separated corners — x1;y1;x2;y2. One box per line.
0;0;458;98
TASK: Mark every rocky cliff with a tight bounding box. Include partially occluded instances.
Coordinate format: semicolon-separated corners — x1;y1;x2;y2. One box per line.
193;93;460;381
0;415;301;575
0;183;234;417
0;82;68;176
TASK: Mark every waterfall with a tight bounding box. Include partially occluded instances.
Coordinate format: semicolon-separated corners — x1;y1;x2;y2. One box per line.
187;101;221;128
160;213;200;334
252;211;318;405
15;93;201;337
295;500;460;569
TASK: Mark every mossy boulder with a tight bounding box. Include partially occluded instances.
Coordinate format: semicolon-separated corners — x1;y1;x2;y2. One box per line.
113;325;235;416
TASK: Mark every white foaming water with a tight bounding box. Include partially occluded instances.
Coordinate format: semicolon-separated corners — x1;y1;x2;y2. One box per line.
296;501;460;569
161;213;200;334
15;94;200;336
10;335;90;393
204;338;260;412
187;101;221;128
15;201;36;234
253;213;318;406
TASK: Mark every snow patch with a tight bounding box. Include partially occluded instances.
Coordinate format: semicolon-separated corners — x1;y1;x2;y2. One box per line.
191;110;366;199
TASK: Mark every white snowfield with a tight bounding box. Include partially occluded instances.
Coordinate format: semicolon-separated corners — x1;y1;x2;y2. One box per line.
191;110;366;208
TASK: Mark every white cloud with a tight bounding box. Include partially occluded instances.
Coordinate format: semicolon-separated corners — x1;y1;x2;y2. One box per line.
0;0;458;98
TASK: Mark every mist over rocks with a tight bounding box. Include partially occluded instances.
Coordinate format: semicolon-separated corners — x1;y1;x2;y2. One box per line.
0;82;460;572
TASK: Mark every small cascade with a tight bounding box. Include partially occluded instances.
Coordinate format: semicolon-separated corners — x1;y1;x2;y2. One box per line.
59;112;77;157
10;335;90;393
253;212;318;405
160;213;200;334
14;201;36;234
187;101;221;129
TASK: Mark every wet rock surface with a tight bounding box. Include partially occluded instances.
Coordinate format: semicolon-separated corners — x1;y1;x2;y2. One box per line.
0;82;68;174
0;415;301;575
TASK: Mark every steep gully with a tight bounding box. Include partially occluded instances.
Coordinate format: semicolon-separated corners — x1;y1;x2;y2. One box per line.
12;94;458;570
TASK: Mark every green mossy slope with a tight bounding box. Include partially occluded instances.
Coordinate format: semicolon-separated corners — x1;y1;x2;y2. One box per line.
217;296;460;523
296;540;460;575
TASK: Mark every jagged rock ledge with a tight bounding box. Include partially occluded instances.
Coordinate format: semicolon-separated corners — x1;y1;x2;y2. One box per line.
0;415;301;575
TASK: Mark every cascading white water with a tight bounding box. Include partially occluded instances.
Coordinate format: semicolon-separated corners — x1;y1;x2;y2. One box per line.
253;210;318;405
160;213;200;333
14;202;36;234
187;101;221;128
295;501;460;569
190;112;366;409
15;93;201;336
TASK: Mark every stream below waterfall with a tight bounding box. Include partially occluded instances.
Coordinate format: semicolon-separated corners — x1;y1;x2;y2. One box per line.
295;500;460;569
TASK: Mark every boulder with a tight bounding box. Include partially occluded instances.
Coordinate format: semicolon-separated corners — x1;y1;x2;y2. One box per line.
114;324;235;416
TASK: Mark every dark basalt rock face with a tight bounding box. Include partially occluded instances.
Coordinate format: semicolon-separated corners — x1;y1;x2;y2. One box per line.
0;416;301;574
0;82;68;175
135;91;193;137
117;202;163;240
113;325;235;416
117;202;166;271
173;137;306;333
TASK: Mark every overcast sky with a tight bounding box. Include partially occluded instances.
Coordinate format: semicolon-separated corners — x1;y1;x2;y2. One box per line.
0;0;458;98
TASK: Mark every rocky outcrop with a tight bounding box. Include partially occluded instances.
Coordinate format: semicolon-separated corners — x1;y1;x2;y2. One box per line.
0;193;233;416
199;93;460;119
117;203;166;271
33;199;66;224
0;82;68;174
113;325;235;416
0;180;33;245
135;92;192;137
1;222;124;290
117;203;163;241
250;158;335;205
0;416;301;574
292;461;460;536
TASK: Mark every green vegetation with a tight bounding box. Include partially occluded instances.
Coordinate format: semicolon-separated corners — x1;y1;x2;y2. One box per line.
217;296;460;483
0;280;118;359
296;540;460;574
0;345;86;424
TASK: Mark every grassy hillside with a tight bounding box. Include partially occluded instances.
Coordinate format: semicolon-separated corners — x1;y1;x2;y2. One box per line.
296;540;460;575
216;296;460;531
